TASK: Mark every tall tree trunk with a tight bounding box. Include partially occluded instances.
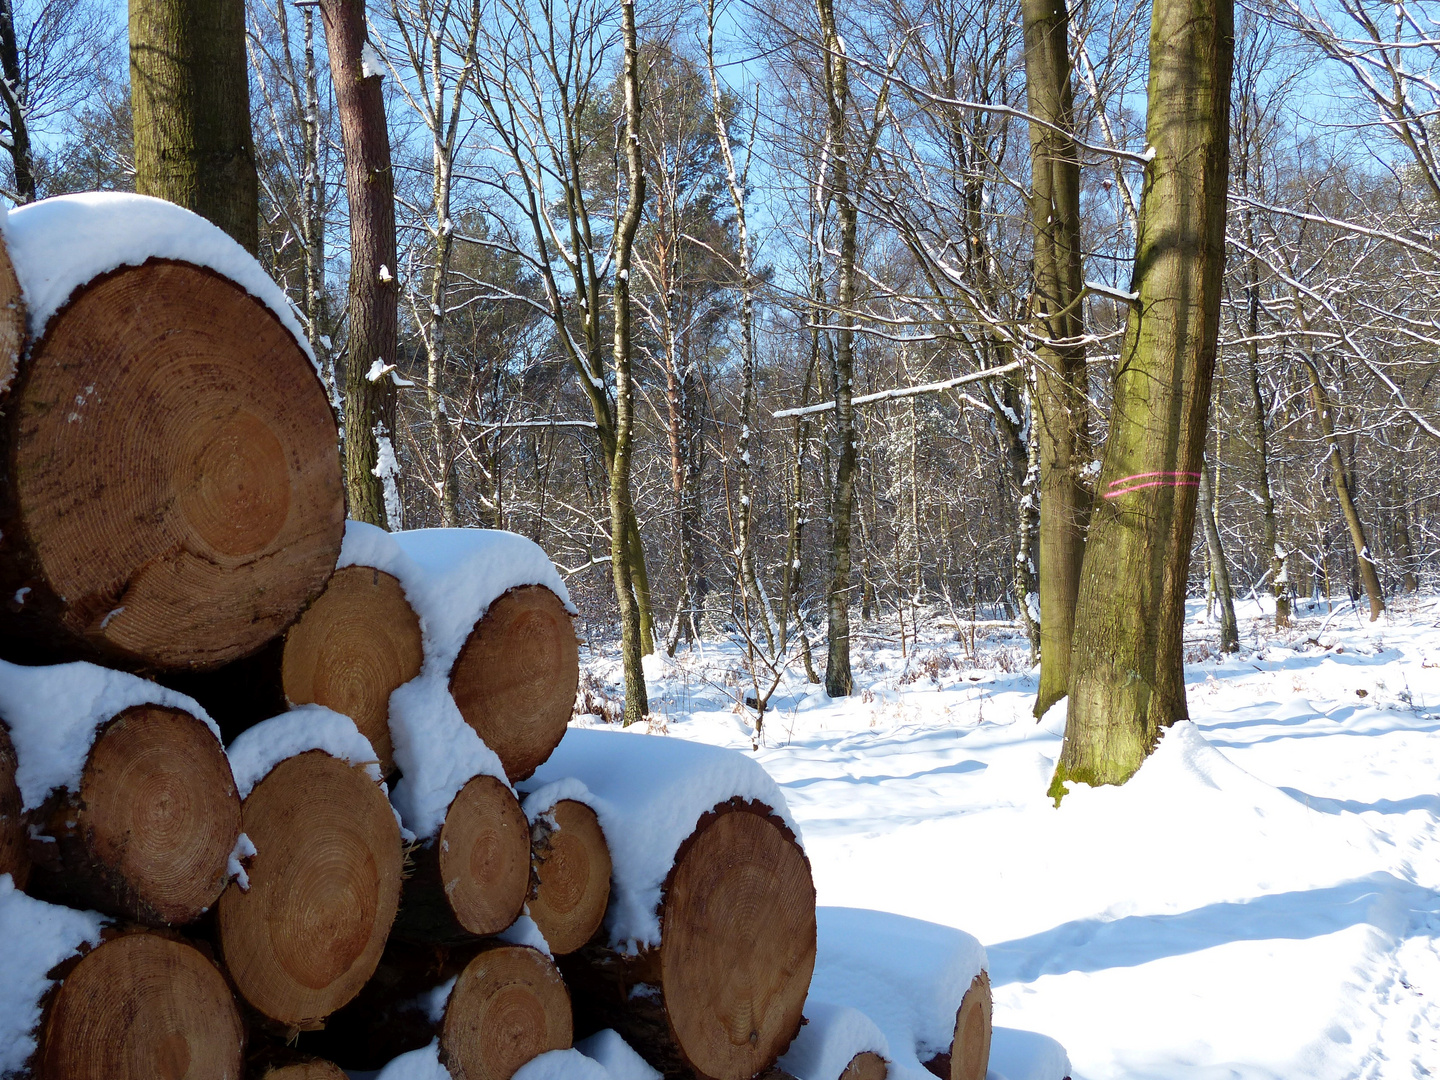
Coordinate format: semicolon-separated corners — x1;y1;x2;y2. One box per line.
1053;0;1234;792
1021;0;1091;720
428;146;460;526
1197;455;1239;651
1392;466;1418;593
0;0;34;202
130;0;258;251
817;0;857;698
320;0;398;528
300;6;334;398
1242;253;1288;627
1301;356;1383;621
610;0;648;724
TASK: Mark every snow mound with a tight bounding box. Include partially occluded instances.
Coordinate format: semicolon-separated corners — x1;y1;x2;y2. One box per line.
225;705;382;798
514;1049;612;1080
778;1001;889;1080
5;193;317;376
988;1027;1072;1080
807;907;987;1080
375;1040;449;1080
498;913;552;956
574;1030;661;1080
387;676;509;839
0;874;106;1075
0;659;218;810
526;727;801;950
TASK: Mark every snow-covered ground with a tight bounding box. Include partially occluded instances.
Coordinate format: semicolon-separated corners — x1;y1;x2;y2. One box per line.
577;595;1440;1080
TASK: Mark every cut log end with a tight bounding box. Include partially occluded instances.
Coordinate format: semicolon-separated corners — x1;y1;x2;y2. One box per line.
839;1054;887;1080
436;773;530;937
0;722;29;888
440;944;573;1080
28;704;240;925
529;799;611;955
449;585;579;782
281;565;422;775
39;931;243;1080
218;749;402;1029
660;800;817;1080
249;1047;350;1080
6;258;344;670
923;973;991;1080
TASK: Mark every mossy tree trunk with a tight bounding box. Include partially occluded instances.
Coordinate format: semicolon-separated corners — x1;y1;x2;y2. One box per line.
1022;0;1092;719
130;0;258;251
319;0;398;528
610;0;648;725
1053;0;1234;792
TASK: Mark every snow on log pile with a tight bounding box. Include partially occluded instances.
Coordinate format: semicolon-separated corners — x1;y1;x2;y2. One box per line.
0;194;999;1080
0;193;345;672
525;729;819;1080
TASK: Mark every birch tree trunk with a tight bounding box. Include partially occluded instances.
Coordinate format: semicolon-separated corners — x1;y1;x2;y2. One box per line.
130;0;258;251
1021;0;1091;719
817;0;858;698
1197;456;1239;651
1053;0;1234;791
320;0;399;528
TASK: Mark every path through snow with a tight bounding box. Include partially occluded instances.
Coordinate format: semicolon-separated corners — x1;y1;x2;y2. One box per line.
577;595;1440;1079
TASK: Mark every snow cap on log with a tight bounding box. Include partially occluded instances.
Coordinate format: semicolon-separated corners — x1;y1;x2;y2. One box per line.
805;909;987;1080
779;1003;890;1080
0;658;218;810
226;704;383;799
524;728;801;951
515;1049;612;1080
6;193;318;375
0;874;105;1077
574;1030;662;1080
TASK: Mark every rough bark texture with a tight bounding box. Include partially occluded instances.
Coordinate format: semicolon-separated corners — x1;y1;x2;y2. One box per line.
23;705;241;926
0;0;35;203
129;0;259;251
1054;0;1234;791
320;0;398;528
0;260;344;672
216;749;403;1030
0;720;29;888
449;585;579;782
560;799;816;1080
308;941;572;1076
393;773;530;943
1022;0;1091;719
26;929;244;1080
528;798;612;955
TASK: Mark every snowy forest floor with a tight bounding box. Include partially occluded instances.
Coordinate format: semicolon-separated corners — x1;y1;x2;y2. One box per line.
575;595;1440;1079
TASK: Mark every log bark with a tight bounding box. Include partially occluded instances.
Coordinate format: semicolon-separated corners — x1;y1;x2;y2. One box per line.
560;799;816;1080
306;941;572;1076
921;973;992;1080
393;773;530;943
129;0;259;252
216;748;402;1030
529;798;612;955
0;720;28;888
24;929;244;1080
0;259;345;672
449;585;580;782
22;704;241;925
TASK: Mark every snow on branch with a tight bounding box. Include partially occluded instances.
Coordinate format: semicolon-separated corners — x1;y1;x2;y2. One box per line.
772;360;1023;419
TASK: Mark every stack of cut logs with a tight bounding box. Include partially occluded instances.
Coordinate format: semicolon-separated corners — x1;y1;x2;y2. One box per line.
0;194;991;1080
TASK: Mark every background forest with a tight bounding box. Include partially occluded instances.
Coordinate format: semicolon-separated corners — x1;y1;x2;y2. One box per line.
4;0;1438;721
